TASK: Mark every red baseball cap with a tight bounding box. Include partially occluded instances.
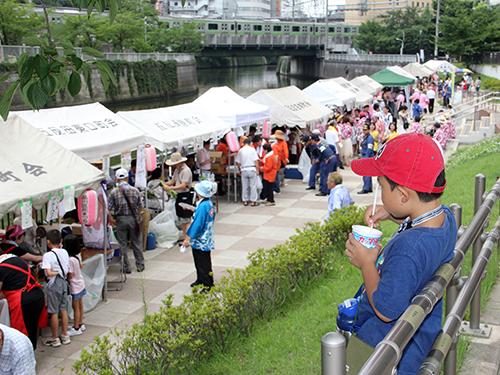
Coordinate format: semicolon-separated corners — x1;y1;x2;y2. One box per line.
351;133;446;194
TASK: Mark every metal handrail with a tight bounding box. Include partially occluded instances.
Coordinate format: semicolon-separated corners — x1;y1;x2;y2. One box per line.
423;95;500;133
417;213;500;374
357;179;500;375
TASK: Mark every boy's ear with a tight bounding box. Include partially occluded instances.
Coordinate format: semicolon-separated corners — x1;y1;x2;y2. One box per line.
396;185;410;204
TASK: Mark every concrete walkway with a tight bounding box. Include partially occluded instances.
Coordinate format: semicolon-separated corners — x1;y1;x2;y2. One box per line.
35;166;378;374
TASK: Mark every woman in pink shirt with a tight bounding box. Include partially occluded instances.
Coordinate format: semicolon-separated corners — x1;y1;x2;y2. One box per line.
419;91;429;114
412;89;420;104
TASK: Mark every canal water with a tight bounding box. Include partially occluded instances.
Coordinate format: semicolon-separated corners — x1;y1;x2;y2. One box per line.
106;65;316;112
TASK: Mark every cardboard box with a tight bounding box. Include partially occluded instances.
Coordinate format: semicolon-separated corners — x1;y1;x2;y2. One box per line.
209;151;227;165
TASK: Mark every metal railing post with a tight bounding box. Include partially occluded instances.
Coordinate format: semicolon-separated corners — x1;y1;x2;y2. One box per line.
443;203;462;375
470;174;486;329
321;332;346;375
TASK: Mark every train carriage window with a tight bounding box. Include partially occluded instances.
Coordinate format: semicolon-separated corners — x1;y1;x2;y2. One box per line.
208;23;218;30
284;25;289;32
344;27;350;33
265;25;271;31
292;26;300;32
231;24;234;30
221;24;227;30
273;25;281;31
328;27;335;33
302;26;308;32
238;25;242;30
253;25;262;31
336;27;342;33
351;28;357;34
244;24;250;31
320;26;325;33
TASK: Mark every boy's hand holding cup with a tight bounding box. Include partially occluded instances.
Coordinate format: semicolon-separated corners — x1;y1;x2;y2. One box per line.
346;225;383;269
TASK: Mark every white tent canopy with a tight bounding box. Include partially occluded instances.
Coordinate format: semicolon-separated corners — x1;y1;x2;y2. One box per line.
194;86;270;129
247;86;332;128
117;103;231;150
0;115;104;220
424;60;459;73
330;77;373;108
403;62;435;77
350;75;383;96
302;80;356;110
387;65;418;81
13;103;145;162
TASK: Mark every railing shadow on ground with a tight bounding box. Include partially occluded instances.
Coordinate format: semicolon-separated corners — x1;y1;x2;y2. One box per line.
321;176;500;375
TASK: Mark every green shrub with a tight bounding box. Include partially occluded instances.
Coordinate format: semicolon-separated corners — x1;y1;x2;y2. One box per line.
73;206;365;375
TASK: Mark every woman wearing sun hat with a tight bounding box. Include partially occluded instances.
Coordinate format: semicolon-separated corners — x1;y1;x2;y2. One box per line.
182;180;216;292
162;152;193;241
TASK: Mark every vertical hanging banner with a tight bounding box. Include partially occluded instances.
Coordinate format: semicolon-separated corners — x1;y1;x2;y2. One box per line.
63;186;76;212
19;200;33;229
102;154;110;181
135;145;147;189
46;194;60;222
121;150;132;170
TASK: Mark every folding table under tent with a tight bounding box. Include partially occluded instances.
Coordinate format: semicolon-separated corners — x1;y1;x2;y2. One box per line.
330;77;373;108
350;75;383;96
403;62;435;78
302;80;357;110
247;85;333;129
193;86;270;133
13;102;146;162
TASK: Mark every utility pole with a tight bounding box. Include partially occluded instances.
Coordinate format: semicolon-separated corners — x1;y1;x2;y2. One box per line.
434;0;440;58
325;0;328;52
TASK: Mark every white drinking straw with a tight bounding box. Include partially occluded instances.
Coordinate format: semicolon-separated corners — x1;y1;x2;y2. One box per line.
370;182;379;230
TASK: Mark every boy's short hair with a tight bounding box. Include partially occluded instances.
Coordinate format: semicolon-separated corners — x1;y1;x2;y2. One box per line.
328;172;343;185
46;229;62;246
384;171;446;203
351;133;446;198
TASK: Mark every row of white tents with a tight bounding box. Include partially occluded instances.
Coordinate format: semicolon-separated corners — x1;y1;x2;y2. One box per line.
1;59;454;221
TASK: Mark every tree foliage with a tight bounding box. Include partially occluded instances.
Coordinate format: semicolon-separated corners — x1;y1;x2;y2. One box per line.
0;0;188;121
438;1;500;64
0;0;44;45
149;22;205;53
355;6;435;56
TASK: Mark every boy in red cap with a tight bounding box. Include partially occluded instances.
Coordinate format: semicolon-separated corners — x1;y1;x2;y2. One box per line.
345;133;457;375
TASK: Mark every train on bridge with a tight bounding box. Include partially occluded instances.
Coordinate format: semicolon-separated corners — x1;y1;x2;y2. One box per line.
41;8;358;55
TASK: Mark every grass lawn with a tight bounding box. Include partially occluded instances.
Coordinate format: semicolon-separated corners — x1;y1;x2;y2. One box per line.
193;139;500;375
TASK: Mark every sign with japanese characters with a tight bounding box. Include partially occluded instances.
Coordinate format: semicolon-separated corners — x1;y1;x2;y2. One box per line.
19;200;33;229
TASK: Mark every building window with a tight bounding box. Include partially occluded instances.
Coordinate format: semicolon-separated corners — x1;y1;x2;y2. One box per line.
417;2;419;6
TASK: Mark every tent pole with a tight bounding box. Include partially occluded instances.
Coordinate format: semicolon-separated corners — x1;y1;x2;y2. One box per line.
161;150;166;211
102;186;108;303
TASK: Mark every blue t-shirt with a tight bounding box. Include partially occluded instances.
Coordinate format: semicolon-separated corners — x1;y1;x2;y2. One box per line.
186;199;216;251
356;205;457;375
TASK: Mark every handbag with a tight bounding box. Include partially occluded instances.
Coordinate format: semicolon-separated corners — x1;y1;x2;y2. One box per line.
119;186;143;237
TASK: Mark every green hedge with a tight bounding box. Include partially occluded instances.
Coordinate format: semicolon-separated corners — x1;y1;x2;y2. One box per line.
73;205;365;374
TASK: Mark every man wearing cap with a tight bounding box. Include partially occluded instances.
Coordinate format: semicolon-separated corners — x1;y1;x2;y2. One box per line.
310;134;336;196
236;138;260;206
357;123;375;194
109;168;145;273
162;152;193;240
274;129;289;188
346;133;455;375
302;135;319;191
182;181;216;292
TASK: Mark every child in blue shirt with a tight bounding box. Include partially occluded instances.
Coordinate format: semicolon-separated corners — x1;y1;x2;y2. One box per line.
182;180;216;292
347;133;457;375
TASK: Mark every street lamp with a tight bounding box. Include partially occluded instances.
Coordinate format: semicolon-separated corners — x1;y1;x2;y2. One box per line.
396;38;404;55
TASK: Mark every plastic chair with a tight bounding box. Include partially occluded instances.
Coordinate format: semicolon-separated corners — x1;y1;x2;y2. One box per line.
107;241;126;291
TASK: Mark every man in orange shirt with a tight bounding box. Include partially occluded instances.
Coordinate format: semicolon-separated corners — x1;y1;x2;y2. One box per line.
260;143;278;206
274;129;289;192
215;138;229;165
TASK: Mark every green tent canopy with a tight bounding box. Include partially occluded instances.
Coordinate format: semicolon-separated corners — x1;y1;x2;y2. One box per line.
370;68;416;86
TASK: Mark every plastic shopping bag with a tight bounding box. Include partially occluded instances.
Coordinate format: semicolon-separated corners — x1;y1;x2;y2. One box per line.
298;149;311;184
149;209;179;249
